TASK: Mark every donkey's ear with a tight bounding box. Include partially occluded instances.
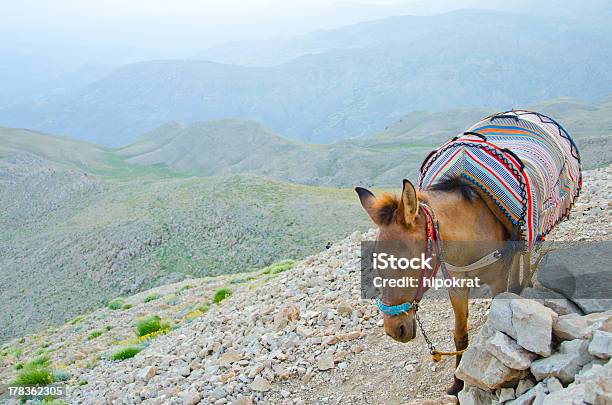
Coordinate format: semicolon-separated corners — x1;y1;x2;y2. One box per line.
355;187;377;223
400;179;418;225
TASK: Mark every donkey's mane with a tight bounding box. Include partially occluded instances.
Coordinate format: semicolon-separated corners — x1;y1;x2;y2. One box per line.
428;176;476;201
372;176;475;226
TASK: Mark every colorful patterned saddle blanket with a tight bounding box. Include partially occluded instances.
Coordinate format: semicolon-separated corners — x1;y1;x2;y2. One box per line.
418;110;582;247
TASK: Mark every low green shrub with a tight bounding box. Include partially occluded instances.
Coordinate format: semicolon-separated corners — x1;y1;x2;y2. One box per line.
68;315;84;325
212;288;232;304
134;315;170;337
15;362;23;370
110;346;142;361
261;259;295;275
143;293;159;303
26;355;50;368
12;366;53;386
41;400;68;405
197;303;210;313
107;298;125;310
87;330;103;340
122;303;133;310
1;346;23;358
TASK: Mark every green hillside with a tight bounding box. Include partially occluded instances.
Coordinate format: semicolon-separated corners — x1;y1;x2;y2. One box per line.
0;128;372;342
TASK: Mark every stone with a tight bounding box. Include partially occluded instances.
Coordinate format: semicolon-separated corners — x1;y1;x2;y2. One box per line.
219;350;242;367
250;376;271;392
232;397;253;405
553;313;591;340
211;387;227;400
486;331;537;370
273;304;300;330
136;366;156;382
544;377;563;393
457;385;496;405
535;242;612;314
336;302;353;316
530;339;594;384
317;353;335;371
541;384;586;405
180;388;201;405
341;331;361;341
588;330;612;359
498;387;515;402
507;382;547;405
455;325;525;390
488;293;557;356
521;287;583;316
323;335;338;345
404;396;458;405
515;378;535;396
178;365;191;377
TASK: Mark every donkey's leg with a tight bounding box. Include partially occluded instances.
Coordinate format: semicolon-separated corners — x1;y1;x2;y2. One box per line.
507;252;522;294
447;288;469;396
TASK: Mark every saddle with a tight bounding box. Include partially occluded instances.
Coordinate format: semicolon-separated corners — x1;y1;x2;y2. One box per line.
418;110;582;248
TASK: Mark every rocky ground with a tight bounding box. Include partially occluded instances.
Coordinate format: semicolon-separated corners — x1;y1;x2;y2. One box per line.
0;165;610;404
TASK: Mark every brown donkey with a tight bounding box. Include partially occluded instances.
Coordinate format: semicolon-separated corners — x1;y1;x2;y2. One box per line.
355;110;581;395
356;178;523;395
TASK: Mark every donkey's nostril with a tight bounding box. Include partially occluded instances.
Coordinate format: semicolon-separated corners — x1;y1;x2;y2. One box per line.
398;324;406;339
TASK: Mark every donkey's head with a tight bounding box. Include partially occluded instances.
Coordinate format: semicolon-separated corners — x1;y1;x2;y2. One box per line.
355;179;426;343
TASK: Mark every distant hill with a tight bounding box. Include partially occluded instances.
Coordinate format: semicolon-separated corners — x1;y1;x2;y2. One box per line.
0;128;372;342
2;9;612;145
116;119;426;187
115;97;612;187
197;6;612;67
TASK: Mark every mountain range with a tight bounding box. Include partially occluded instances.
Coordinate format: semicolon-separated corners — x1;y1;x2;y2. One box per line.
1;9;611;146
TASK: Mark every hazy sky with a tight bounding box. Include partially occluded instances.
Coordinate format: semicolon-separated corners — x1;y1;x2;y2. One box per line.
2;0;427;58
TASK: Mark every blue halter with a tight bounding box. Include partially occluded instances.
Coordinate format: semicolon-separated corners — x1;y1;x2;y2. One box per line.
376;298;415;316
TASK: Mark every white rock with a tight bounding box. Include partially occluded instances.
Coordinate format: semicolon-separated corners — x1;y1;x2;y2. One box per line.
544;377;563;393
455;325;524;390
219;350;242;367
317;353;335;371
488;293;557;356
530;339;594;384
588;330;612;359
136;366;156;382
498;387;515;402
507;382;547;405
180;388;201;405
541;384;585;405
515;378;535;396
457;385;496;405
553;313;591;340
486;331;537;370
231;396;253;405
250;376;271;392
336;302;352;316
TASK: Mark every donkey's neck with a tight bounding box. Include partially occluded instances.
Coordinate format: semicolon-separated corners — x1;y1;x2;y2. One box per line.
420;190;508;265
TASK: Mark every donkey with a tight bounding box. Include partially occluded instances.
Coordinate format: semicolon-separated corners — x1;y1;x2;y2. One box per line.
355;110;582;395
356;178;519;395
